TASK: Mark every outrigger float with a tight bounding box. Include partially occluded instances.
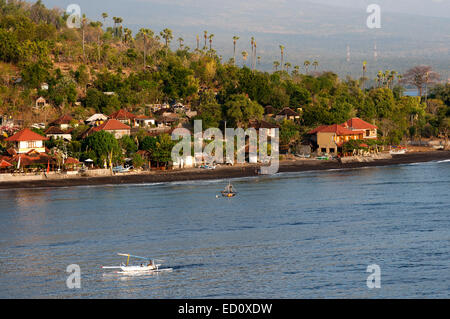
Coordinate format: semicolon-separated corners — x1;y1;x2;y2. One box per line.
102;253;172;274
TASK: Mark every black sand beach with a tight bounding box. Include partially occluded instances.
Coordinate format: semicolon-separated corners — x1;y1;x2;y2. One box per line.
0;151;449;190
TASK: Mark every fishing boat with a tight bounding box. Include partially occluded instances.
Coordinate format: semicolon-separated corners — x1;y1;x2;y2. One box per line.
102;253;172;274
221;182;237;197
390;146;407;155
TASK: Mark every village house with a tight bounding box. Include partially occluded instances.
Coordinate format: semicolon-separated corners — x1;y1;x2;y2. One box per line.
135;115;156;127
85;113;108;126
5;128;48;154
85;119;131;139
35;97;49;109
275;107;300;121
109;109;136;126
49;114;75;130
249;119;280;138
343;118;378;140
45;126;72;141
308;118;378;155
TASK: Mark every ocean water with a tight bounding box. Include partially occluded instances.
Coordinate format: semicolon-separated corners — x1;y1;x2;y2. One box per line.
0;160;449;298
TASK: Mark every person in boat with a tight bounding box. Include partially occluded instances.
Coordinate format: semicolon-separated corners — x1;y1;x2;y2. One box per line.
147;260;154;267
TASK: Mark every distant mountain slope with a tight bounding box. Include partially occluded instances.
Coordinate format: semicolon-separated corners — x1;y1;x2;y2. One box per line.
43;0;450;79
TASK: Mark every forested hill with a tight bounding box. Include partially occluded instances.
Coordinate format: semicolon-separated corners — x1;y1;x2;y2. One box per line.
0;0;449;145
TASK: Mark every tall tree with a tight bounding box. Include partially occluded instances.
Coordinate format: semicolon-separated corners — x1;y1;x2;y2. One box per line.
273;61;280;71
160;28;173;48
203;30;208;50
208;34;214;51
139;28;153;69
232;36;240;66
304;60;311;74
101;12;108;24
279;45;285;71
242;51;248;66
178;37;184;50
401;65;440;97
313;60;319;71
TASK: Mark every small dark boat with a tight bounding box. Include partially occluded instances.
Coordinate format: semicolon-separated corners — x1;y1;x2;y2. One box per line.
221;182;237;197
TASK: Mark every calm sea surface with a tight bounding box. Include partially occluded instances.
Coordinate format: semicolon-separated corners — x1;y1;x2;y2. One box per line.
0;160;449;298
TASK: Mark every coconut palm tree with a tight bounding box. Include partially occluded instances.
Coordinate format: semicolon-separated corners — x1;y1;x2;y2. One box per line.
160;28;173;48
139;28;154;69
284;62;291;74
209;34;214;51
102;12;108;25
304;60;311;74
178;37;184;50
81;14;87;61
242;51;248;66
273;61;280;71
250;37;255;70
362;60;367;89
232;36;240;66
313;60;319;71
293;65;300;75
279;45;285;71
203;31;208;49
253;40;257;71
257;56;261;66
196;34;200;51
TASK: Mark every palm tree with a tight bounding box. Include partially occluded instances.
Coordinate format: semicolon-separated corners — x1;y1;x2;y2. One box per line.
293;65;300;75
102;12;108;25
232;36;240;66
257;56;261;67
253;40;257;71
124;28;133;44
362;61;367;89
250;37;254;70
178;37;184;50
196;34;200;51
160;28;173;48
209;34;214;51
203;31;208;49
389;70;397;89
284;62;291;74
242;51;248;66
279;45;285;71
139;28;154;69
304;60;311;74
376;71;383;88
273;61;280;71
313;60;319;71
81;14;87;61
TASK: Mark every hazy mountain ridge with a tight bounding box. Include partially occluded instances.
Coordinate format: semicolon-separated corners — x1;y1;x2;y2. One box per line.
44;0;450;79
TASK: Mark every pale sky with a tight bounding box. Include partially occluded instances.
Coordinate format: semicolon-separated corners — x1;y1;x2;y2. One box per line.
42;0;450;19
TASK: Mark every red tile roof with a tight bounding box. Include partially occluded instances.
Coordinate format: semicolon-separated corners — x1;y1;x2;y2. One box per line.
5;128;49;142
344;118;378;130
86;119;131;136
308;124;357;135
0;159;12;168
50;114;73;125
109;109;136;120
65;157;80;165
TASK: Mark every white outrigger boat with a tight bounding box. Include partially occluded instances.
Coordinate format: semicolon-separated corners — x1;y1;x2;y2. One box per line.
102;253;172;274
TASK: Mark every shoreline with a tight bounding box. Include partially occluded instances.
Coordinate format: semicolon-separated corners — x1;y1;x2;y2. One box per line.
0;151;449;190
